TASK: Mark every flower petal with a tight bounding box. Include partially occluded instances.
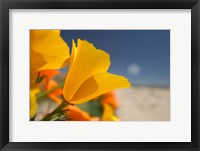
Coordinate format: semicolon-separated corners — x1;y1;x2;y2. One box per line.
101;91;119;109
46;80;63;96
40;69;60;79
30;30;70;87
30;87;40;118
63;39;110;101
102;104;119;121
70;72;130;104
45;79;62;105
64;105;99;121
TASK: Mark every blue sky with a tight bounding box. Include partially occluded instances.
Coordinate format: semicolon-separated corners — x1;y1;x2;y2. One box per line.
61;30;170;87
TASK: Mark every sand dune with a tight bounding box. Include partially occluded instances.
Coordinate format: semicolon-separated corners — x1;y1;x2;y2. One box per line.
115;86;170;121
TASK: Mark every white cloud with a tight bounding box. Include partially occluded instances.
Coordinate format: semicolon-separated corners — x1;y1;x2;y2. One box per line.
127;63;141;76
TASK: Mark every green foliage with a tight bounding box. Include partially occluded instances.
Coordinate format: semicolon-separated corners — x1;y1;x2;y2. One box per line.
76;97;104;118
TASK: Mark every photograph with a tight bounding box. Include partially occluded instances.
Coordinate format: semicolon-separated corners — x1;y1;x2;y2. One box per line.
1;0;199;150
30;30;170;121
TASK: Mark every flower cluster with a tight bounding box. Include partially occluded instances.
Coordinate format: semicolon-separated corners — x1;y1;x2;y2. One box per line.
30;30;131;121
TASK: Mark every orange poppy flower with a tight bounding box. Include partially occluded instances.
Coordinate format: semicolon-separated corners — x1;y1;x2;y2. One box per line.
64;105;99;121
40;69;60;81
46;80;63;104
101;91;119;109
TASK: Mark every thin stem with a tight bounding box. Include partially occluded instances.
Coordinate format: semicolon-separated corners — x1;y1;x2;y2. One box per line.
41;100;68;121
37;83;64;100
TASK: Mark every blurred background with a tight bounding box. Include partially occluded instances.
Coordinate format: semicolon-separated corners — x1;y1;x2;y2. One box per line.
60;30;170;121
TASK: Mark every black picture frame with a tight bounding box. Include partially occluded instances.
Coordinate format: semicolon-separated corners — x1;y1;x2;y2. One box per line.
0;0;199;151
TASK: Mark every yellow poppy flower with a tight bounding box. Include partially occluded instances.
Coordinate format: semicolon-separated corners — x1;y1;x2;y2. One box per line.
63;39;130;104
30;87;40;118
101;104;119;121
30;30;70;88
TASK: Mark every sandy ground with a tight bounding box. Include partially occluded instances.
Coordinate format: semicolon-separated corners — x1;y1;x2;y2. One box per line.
115;86;170;121
35;86;170;121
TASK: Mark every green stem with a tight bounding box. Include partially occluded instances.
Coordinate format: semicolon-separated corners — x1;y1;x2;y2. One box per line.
41;100;68;121
37;83;64;100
